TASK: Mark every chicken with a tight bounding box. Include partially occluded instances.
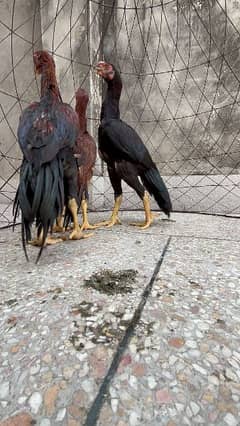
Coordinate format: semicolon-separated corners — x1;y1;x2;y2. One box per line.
74;88;97;230
13;50;90;262
95;61;172;229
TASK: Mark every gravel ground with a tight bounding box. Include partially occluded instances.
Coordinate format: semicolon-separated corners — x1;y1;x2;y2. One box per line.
0;212;239;426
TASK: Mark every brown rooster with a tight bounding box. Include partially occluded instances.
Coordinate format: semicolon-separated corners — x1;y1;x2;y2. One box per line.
74;88;97;230
13;51;92;261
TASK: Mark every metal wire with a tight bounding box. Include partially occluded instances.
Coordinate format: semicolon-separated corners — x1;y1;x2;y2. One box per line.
0;0;240;227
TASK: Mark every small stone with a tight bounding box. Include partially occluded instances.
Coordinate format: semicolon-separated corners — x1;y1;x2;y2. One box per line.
30;364;40;375
155;389;172;404
44;385;59;415
56;408;66;422
29;391;42;414
73;390;88;406
208;375;219;386
111;398;118;413
132;363;145;377
81;379;94;394
18;396;28;404
191;306;199;314
202;391;214;403
67;420;79;426
129;344;137;354
40;420;51;426
0;413;34;426
63;367;74;380
206;354;218;364
225;368;237;382
42;354;52;364
169;355;178;366
129;412;140;426
224;413;238;426
175;403;184;412
222;347;232;358
11;345;21;354
118;354;132;370
193;364;207;375
68;404;85;418
186;340;197;349
190;401;200;415
148;377;157;389
129;376;138;390
0;382;9;399
168;338;185;349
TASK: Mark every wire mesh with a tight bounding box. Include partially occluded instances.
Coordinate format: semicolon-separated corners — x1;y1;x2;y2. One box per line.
0;0;240;227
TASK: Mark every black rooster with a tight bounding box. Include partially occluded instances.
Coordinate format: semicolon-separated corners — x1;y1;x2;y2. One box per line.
13;51;89;262
95;61;172;229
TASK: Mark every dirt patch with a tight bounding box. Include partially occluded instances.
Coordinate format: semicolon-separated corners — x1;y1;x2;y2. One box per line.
84;269;137;295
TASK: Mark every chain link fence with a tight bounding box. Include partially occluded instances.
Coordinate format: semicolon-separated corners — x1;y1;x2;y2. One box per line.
0;0;240;227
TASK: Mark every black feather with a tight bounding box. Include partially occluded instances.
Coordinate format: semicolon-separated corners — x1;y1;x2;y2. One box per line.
141;167;172;216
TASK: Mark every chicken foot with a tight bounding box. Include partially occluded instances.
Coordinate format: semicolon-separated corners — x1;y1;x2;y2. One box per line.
29;229;63;246
68;198;94;240
130;192;156;230
94;195;122;228
52;207;66;233
80;199;99;231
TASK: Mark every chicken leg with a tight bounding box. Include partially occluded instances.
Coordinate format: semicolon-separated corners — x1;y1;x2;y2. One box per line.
29;229;63;246
130;192;157;230
94;195;122;228
68;198;93;240
80;199;99;231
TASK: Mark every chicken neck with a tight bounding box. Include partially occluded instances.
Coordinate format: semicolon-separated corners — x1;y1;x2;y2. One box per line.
40;67;62;101
101;72;122;121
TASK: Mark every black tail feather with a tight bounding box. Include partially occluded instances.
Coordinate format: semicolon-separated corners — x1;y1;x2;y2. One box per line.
14;155;64;262
141;167;172;216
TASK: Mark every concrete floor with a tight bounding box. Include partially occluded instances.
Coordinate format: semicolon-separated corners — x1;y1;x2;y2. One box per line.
0;212;239;426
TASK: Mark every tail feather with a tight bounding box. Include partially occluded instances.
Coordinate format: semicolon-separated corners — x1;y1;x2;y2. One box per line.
13;155;64;262
141;167;172;216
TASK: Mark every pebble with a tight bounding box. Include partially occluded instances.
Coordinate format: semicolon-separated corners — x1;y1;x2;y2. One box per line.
148;376;157;389
186;340;197;349
30;364;41;375
18;396;28;404
111;398;118;413
225;368;237;382
28;391;42;414
40;420;51;426
0;382;9;399
81;379;94;394
190;401;200;415
56;407;66;421
193;364;207;375
129;411;140;426
224;413;238;426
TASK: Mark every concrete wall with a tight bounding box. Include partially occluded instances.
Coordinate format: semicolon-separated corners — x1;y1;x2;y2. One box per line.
0;0;240;221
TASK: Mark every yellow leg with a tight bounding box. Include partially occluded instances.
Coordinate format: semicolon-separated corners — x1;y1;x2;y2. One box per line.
130;192;155;229
94;195;122;228
68;198;94;240
80;199;99;231
52;208;66;233
30;229;63;246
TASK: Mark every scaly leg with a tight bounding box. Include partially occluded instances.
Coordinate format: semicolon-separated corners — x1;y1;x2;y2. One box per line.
52;207;66;233
130;192;155;230
94;195;122;228
30;229;63;246
80;199;99;231
68;198;94;240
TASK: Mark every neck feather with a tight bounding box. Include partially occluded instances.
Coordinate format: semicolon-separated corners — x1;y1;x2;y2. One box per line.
40;68;62;101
